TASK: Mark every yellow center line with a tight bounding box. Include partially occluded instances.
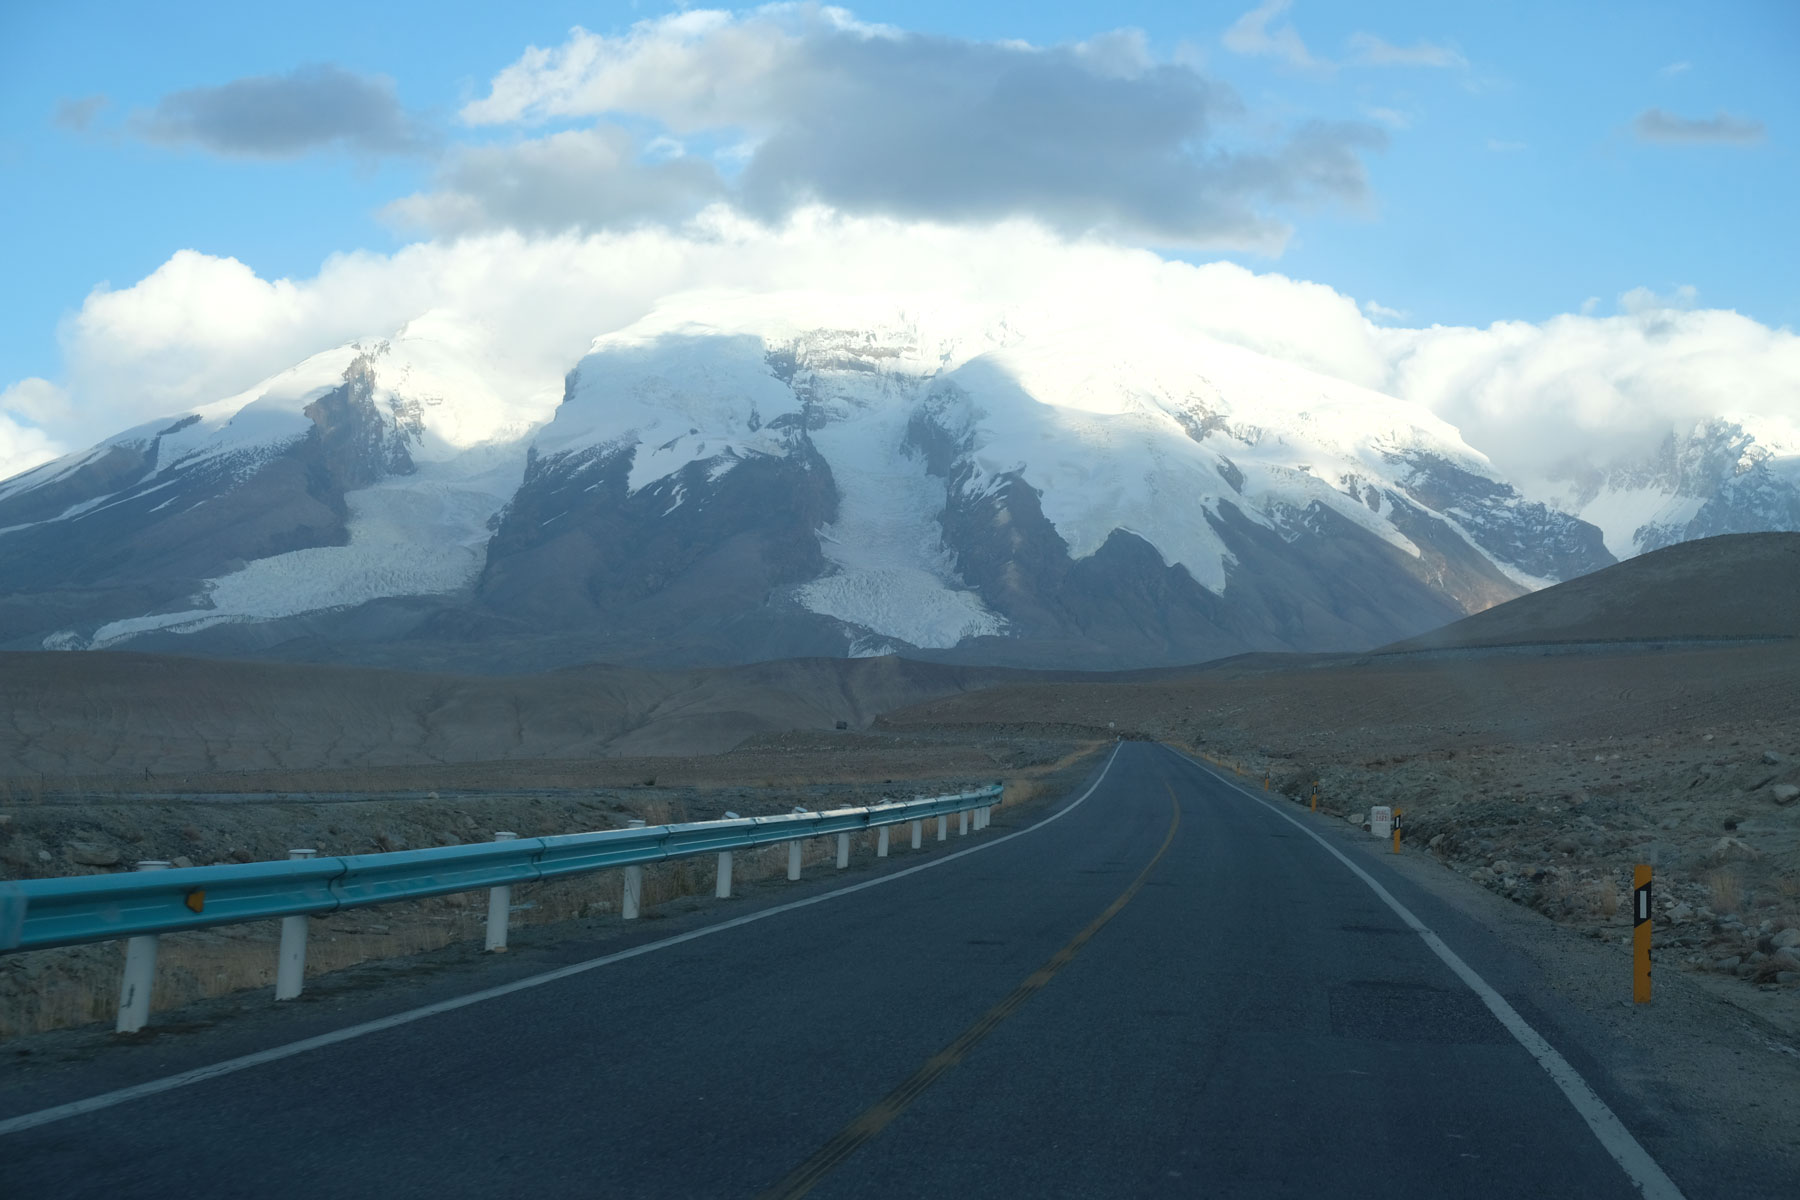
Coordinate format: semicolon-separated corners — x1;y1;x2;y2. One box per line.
755;784;1184;1200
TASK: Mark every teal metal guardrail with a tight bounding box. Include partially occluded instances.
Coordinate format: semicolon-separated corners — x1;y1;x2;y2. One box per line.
0;785;1004;955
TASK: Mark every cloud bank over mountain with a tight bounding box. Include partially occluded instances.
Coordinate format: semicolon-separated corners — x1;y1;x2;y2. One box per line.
8;208;1793;511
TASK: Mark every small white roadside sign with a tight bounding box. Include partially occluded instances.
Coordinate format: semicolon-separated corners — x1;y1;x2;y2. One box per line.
1369;806;1393;839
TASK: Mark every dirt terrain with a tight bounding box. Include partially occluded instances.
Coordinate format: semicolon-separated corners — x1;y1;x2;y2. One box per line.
0;652;1067;781
1384;531;1800;651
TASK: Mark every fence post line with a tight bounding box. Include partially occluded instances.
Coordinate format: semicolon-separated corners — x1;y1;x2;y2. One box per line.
877;825;890;857
483;833;518;952
836;832;851;869
715;851;733;899
116;860;171;1034
937;815;948;842
622;819;646;920
912;820;923;849
275;849;319;997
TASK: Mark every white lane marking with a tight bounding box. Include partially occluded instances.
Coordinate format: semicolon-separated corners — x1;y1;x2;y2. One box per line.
1166;748;1686;1200
0;744;1123;1138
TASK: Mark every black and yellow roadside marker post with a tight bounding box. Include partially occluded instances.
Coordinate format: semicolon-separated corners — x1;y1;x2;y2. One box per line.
1263;772;1270;791
1310;781;1319;812
1633;865;1653;1004
1391;809;1403;854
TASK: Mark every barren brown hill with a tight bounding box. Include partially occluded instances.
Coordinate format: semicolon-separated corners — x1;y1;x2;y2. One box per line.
0;651;1062;780
1380;531;1800;652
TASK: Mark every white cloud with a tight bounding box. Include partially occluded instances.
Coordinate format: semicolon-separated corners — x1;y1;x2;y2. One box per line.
1363;107;1413;130
384;126;724;235
1345;32;1466;69
0;376;69;425
1380;304;1800;498
1632;107;1764;146
53;95;108;134
132;64;432;159
1619;283;1698;313
16;215;1389;455
1222;0;1321;70
0;381;65;478
1660;61;1691;76
447;6;1380;248
14;220;1797;522
1224;7;1463;73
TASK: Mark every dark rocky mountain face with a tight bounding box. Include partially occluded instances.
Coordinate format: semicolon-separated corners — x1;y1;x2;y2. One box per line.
1390;451;1615;583
1632;421;1800;553
900;409;1510;669
474;427;844;663
0;353;417;650
1550;418;1800;558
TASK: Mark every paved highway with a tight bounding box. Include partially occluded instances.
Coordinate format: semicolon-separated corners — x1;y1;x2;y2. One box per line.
1;743;1705;1197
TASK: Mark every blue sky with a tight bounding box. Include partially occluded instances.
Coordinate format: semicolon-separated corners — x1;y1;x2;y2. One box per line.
0;1;1794;476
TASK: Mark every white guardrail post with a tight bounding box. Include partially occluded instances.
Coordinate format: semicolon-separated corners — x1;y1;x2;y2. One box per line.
912;819;923;849
716;812;738;898
116;860;171;1033
788;808;806;880
877;825;890;857
937;815;948;842
836;832;850;869
623;820;646;919
274;849;318;999
484;832;518;952
959;810;969;836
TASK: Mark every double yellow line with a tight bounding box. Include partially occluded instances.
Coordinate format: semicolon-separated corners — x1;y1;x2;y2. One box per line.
758;786;1183;1199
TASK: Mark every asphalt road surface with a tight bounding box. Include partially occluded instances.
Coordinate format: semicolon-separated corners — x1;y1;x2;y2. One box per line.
1;743;1707;1197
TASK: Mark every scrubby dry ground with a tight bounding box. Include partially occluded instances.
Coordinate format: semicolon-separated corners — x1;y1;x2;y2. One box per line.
0;730;1095;1036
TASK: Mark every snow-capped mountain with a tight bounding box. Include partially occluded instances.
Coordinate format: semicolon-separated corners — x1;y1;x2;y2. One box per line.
1552;416;1800;560
0;290;1641;670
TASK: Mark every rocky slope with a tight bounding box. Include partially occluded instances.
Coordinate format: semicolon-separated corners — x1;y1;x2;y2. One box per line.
1554;417;1800;559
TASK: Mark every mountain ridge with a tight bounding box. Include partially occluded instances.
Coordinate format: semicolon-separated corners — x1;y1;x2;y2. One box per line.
2;290;1789;671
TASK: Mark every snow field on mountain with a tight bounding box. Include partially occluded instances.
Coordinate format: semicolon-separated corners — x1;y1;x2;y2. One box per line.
1576;487;1700;561
85;447;527;648
797;407;1004;648
934;324;1461;590
550;296;1489;604
549;329;802;491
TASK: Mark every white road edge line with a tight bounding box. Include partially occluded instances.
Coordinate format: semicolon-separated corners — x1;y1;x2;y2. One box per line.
1167;747;1686;1200
0;744;1124;1138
